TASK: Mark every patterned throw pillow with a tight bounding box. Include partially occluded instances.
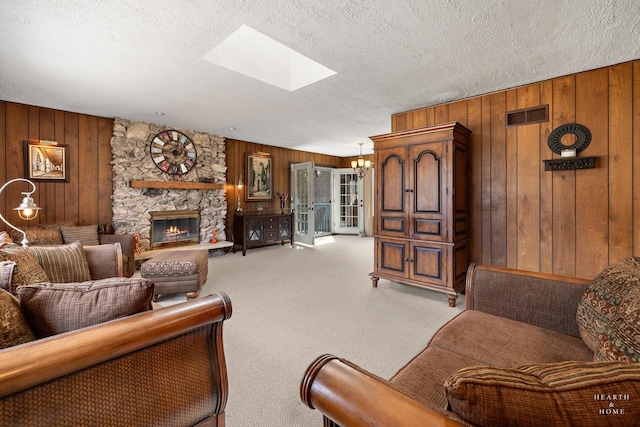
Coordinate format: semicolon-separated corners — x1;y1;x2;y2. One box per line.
597;286;640;362
0;288;36;349
576;257;640;355
0;244;49;295
60;224;100;246
28;241;91;283
0;260;15;292
445;361;640;426
17;278;154;337
9;227;64;245
0;231;14;245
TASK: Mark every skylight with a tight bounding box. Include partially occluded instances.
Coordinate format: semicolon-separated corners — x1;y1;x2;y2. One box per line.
203;25;336;92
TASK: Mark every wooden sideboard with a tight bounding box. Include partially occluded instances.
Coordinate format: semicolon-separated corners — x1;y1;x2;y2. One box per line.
232;210;294;256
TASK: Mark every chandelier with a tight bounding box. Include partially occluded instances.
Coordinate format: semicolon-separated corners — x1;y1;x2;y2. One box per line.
351;143;371;179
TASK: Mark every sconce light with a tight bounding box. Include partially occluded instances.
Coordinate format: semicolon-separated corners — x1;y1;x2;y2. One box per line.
351;143;371;179
0;178;42;246
236;176;244;211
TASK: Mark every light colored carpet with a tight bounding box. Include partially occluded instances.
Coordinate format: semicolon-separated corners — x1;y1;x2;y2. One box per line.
152;235;465;426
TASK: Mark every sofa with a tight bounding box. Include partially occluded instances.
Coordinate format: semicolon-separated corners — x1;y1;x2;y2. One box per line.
301;259;640;426
0;292;232;426
8;222;136;277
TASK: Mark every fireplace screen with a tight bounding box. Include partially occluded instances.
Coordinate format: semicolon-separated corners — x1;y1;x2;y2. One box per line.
150;210;200;249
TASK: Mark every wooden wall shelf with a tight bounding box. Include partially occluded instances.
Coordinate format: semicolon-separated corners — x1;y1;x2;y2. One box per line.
129;181;224;190
543;156;596;171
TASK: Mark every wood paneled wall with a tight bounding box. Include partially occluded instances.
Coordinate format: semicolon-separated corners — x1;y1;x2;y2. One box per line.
0;101;114;232
391;60;640;279
224;139;349;237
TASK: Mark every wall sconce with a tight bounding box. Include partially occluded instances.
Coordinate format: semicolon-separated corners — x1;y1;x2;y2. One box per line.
0;178;42;246
236;176;244;211
351;143;371;179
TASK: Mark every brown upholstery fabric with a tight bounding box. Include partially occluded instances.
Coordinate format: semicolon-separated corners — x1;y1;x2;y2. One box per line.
141;249;208;277
391;346;485;409
598;286;640;362
430;311;593;366
0;261;15;292
28;241;91;283
468;267;587;337
577;256;640;354
0;289;36;349
17;278;154;337
445;361;640;427
0;244;49;295
60;224;100;246
0;326;221;426
83;243;123;279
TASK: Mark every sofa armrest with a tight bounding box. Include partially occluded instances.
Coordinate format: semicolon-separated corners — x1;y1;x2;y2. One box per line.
83;243;123;279
0;293;232;426
99;233;136;277
301;355;466;427
465;263;590;337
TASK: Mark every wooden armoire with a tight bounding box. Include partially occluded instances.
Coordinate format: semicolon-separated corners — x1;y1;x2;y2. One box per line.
369;122;471;307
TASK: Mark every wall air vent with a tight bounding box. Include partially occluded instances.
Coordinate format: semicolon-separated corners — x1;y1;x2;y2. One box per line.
505;105;549;127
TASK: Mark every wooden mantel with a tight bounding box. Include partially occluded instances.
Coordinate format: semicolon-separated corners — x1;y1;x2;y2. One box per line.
129;180;224;190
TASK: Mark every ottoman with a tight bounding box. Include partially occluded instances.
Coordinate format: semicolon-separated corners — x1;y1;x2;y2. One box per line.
140;250;208;301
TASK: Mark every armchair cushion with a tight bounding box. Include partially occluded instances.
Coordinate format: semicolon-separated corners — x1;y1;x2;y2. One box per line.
445;361;640;427
0;289;36;349
60;224;100;246
0;244;48;295
576;256;640;355
17;278;154;338
28;241;91;283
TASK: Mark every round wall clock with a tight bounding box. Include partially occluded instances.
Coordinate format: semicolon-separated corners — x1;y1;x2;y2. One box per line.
149;130;197;175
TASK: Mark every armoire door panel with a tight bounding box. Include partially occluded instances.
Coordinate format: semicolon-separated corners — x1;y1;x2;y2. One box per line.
413;218;442;236
380;153;405;213
413;149;442;214
412;244;446;284
380;216;406;234
378;239;408;278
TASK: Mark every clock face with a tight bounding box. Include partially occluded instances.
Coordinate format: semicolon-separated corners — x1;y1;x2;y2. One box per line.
149;130;197;175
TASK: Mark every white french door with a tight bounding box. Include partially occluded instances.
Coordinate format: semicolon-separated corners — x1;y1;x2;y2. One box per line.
332;168;363;235
291;162;315;245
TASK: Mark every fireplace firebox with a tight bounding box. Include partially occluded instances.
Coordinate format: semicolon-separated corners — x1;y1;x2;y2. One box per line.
150;210;200;249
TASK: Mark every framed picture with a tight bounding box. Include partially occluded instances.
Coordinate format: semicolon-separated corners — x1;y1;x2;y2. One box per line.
24;141;70;182
246;152;273;201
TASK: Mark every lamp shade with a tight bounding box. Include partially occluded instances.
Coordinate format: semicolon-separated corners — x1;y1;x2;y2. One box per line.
14;195;42;220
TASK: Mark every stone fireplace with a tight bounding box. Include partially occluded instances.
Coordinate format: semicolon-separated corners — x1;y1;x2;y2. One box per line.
110;118;227;252
150;210;200;249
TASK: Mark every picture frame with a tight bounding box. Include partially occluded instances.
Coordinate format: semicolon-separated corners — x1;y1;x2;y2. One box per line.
245;152;273;201
24;141;70;182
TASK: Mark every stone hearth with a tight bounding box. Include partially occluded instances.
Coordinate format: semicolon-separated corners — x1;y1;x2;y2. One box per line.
111;118;227;252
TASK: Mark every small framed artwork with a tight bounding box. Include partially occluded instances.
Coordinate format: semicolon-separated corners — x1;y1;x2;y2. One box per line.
24;141;70;182
246;152;273;201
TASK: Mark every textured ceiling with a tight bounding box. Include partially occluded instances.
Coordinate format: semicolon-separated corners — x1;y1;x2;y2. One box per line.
1;0;639;156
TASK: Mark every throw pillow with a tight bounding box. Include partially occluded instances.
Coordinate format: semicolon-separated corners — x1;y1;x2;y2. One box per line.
0;288;36;349
445;361;640;427
9;227;64;245
0;231;13;245
576;256;640;355
0;260;16;292
17;278;154;338
0;244;49;295
597;286;640;362
60;224;100;246
28;241;92;283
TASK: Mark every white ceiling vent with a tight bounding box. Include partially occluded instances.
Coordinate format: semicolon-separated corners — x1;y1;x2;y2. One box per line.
203;25;336;92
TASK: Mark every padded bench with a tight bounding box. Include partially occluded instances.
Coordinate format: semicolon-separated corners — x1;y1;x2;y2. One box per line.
140;250;208;301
